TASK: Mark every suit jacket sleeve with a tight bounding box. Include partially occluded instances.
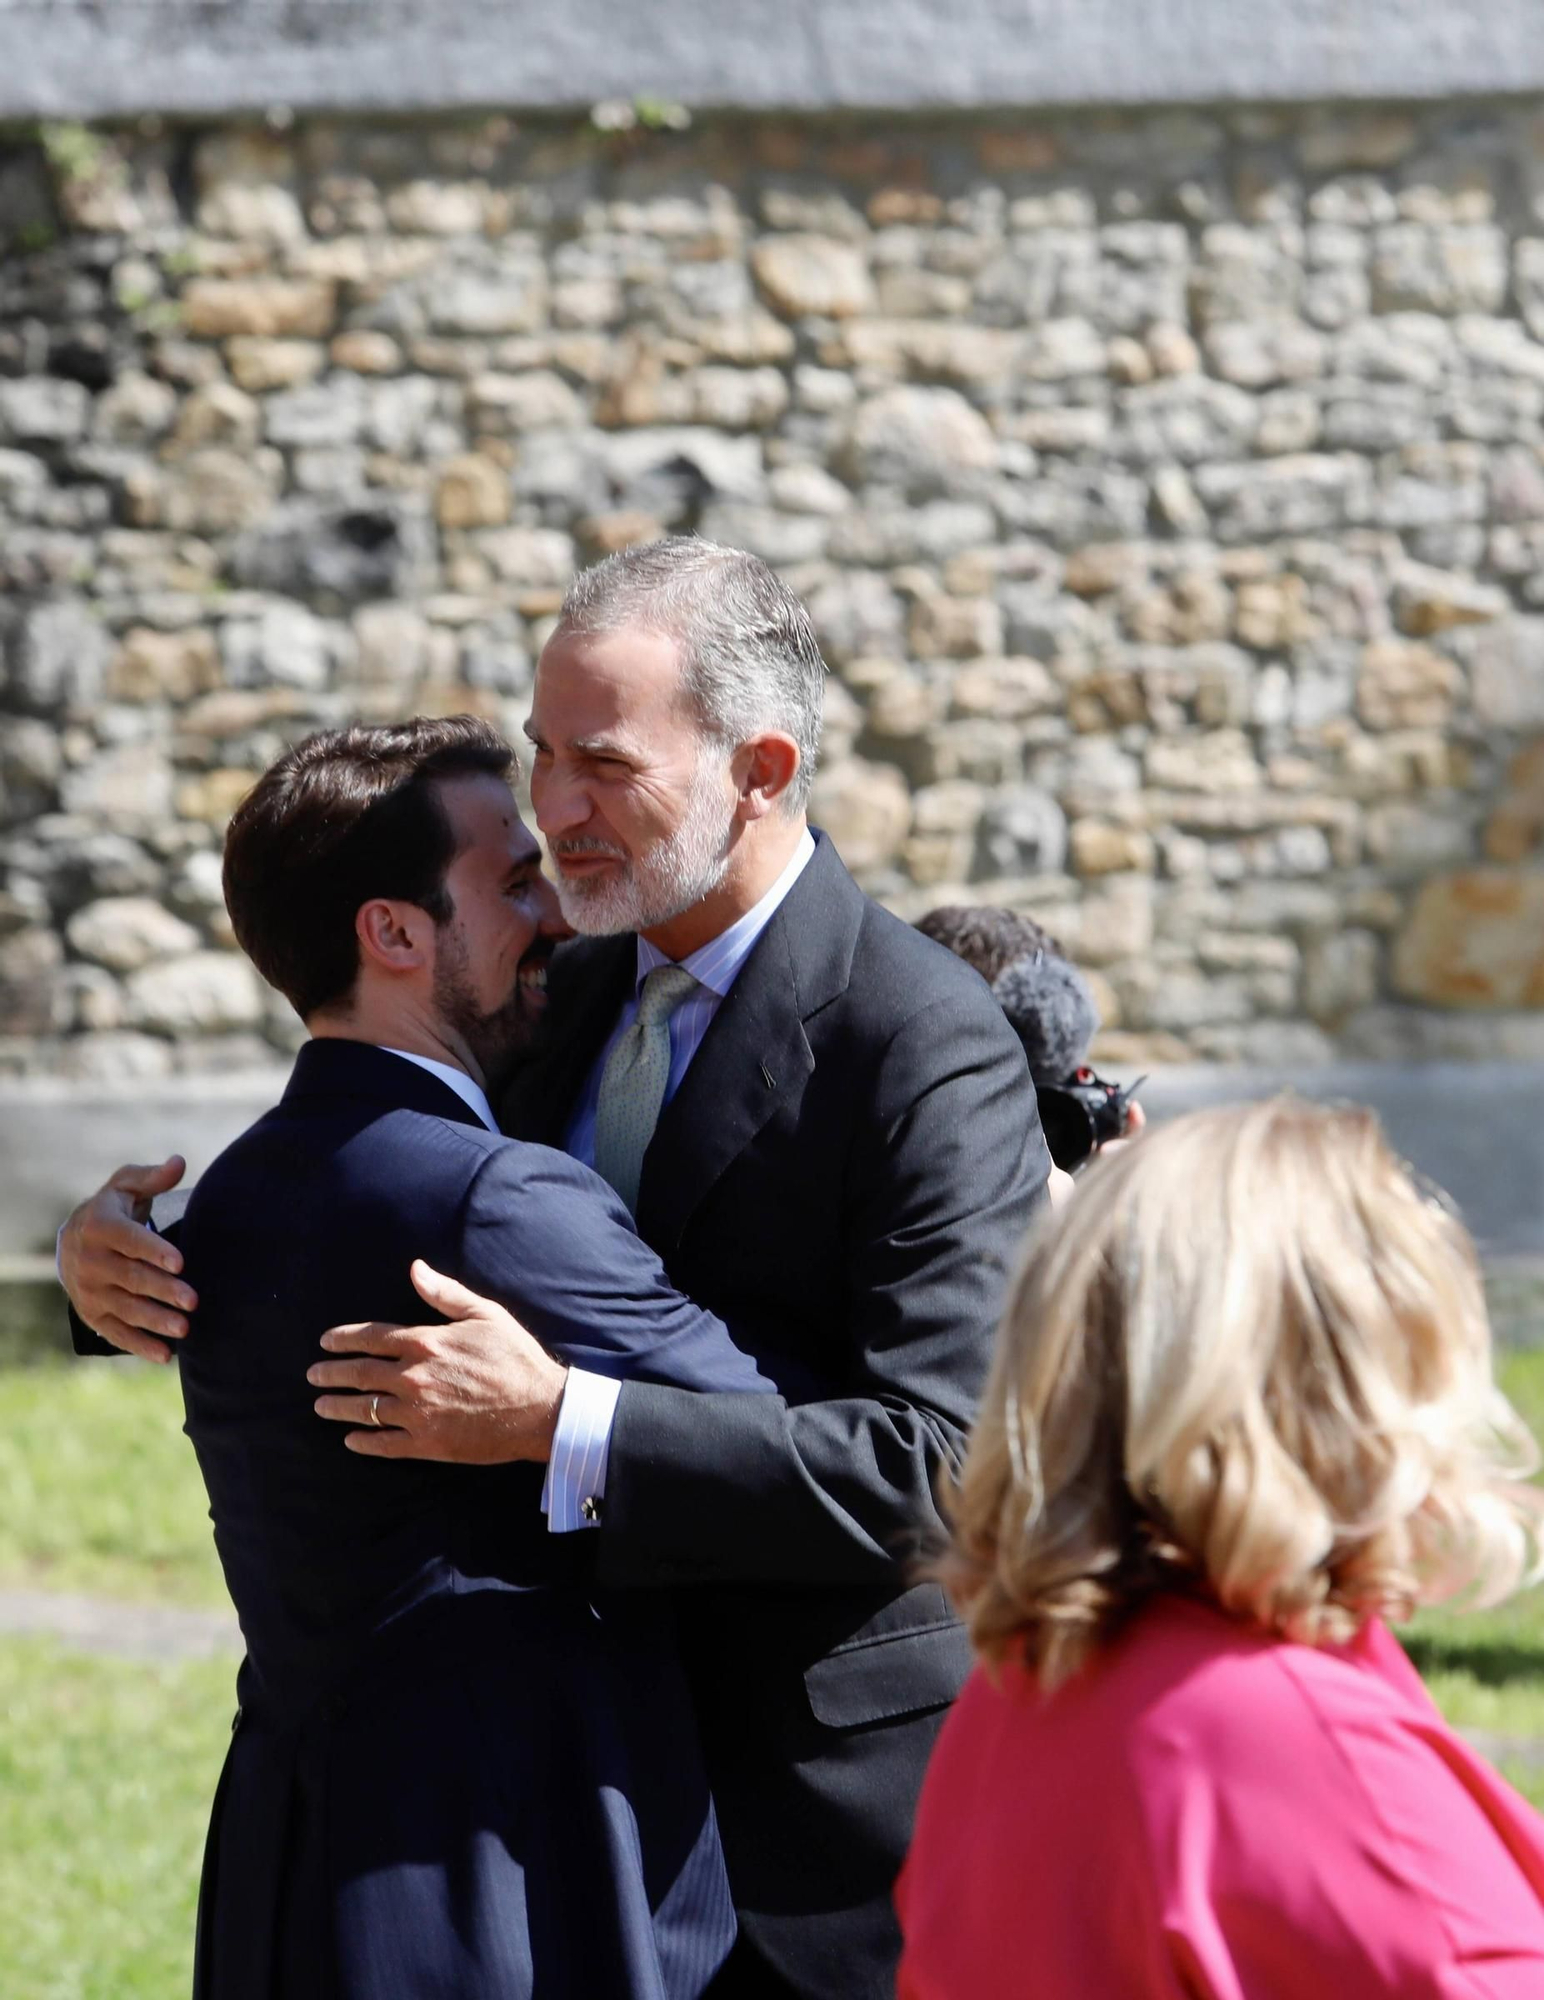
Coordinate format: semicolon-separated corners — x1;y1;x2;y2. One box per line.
457;1144;773;1394
595;992;1048;1589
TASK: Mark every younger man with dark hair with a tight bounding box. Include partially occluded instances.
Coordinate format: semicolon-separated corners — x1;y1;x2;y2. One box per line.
96;717;772;2000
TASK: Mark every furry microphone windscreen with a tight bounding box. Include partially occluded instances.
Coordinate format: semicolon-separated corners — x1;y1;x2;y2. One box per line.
990;949;1102;1081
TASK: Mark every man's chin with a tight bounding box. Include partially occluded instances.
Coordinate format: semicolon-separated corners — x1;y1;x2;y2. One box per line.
554;880;639;936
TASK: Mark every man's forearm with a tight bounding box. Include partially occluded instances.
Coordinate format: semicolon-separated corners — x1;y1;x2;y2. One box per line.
593;1382;966;1591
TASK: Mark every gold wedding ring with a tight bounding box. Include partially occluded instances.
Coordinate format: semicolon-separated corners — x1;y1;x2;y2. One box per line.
369;1394;382;1427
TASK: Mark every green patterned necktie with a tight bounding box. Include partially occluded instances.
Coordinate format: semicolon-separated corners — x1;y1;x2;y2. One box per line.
592;963;700;1215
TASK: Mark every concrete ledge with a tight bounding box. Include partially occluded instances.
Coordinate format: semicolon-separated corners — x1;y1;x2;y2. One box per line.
4;1;1544;122
1132;1063;1544;1260
0;1068;288;1257
2;1060;1541;1259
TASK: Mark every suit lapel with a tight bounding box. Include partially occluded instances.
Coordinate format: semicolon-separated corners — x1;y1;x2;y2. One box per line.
635;833;863;1253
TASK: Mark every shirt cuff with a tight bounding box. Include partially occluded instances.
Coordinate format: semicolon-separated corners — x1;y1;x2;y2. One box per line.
540;1368;622;1533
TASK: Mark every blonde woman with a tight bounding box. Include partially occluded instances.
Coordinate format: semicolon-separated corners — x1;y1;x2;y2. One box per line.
897;1097;1544;1998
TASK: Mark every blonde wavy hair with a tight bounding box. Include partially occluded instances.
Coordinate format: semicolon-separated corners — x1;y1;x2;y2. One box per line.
942;1096;1543;1689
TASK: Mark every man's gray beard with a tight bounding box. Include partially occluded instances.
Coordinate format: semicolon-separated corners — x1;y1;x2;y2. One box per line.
554;757;735;936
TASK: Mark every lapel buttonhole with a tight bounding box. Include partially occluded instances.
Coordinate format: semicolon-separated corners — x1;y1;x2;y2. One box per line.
759;1060;776;1089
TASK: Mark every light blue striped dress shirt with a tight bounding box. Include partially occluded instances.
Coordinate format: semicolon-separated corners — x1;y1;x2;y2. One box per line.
544;828;816;1532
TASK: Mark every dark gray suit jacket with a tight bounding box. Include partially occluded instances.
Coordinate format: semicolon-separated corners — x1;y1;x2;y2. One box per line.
500;831;1052;1999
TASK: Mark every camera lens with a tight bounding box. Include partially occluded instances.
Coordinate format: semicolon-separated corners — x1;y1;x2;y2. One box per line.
1034;1086;1098;1170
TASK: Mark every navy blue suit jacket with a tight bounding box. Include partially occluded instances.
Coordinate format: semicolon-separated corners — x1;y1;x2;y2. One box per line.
173;1036;771;2000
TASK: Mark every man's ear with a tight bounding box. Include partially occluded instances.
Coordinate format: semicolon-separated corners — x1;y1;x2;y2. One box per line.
356;898;436;974
733;732;801;822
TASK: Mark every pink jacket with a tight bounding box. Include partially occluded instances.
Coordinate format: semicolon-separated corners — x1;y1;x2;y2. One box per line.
897;1594;1544;1998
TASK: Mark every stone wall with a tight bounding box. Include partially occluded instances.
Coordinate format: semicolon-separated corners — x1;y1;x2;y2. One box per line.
1;101;1542;1080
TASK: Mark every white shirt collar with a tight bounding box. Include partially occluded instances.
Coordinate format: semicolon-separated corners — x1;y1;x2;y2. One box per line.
380;1047;499;1132
635;827;816;998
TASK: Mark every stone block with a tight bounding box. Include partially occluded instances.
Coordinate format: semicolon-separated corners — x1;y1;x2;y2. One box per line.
834;319;1018;383
1194;455;1369;541
59;741;175;824
427;262;549;336
197;182;305;245
469;370;584;434
973;788;1068;879
67;897;200;974
1070;820;1155;876
1302;929;1381;1024
0;716;61;826
1145;730;1261;793
1370;224;1508;314
182;278;336;339
7;601;109;715
1110;377;1257;465
222;600;331;691
1392;869;1544;1009
842;385;997;493
129;447;283;535
1457;621;1544;729
1204;319;1326;388
1355;640;1461;731
435;454;512;529
92;372;178;444
808;759;911;874
1484;741;1544;863
366;377;440;454
265;375;366;449
174;770;260;828
0;378;89;444
949;658;1058;720
908;594;1004;660
808;571;904;664
688;366;790;431
0;927;65;1035
752;235;874;319
331;331;404;375
231;496;433;602
1363;802;1481;876
1061;876;1155;966
108;627;222;703
125;950;266;1035
350;605;436;685
1391;563;1506;637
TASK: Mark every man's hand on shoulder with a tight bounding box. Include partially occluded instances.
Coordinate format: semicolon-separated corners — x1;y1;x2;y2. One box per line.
308;1259;568;1464
59;1157;197;1364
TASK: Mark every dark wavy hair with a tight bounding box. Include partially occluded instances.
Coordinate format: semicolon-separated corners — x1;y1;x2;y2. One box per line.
221;715;514;1019
915;904;1066;987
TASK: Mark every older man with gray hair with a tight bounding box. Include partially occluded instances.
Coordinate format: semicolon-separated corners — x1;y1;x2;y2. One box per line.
62;537;1052;2000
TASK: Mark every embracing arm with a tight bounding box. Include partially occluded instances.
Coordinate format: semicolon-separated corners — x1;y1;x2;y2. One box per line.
596;995;1049;1591
59;1159;197;1363
307;1141;775;1468
456;1144;772;1396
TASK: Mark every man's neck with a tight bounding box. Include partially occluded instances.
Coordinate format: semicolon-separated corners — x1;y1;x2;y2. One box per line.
640;816;808;960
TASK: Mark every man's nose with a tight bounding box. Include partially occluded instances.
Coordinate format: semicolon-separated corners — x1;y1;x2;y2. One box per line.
530;760;588;838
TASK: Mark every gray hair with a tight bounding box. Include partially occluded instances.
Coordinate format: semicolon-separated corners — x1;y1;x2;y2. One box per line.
555;537;827;813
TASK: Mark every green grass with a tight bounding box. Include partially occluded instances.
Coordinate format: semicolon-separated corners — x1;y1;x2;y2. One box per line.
1394;1343;1544;1805
0;1638;232;2000
0;1314;1541;1990
0;1358;228;1608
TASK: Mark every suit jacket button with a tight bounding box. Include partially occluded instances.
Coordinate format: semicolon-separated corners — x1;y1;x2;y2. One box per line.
580;1495;603;1523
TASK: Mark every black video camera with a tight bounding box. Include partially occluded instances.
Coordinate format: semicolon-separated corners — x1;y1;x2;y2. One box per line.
1034;1067;1145;1170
